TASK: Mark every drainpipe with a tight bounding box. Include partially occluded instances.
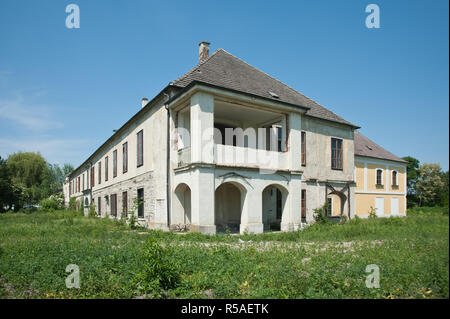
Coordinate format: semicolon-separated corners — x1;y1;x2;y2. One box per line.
164;92;171;229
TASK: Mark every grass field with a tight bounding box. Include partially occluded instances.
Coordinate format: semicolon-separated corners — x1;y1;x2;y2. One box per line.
0;207;448;299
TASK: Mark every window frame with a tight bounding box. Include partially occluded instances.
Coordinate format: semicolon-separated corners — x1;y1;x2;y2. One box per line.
98;161;101;185
301;189;306;218
331;137;343;170
113;150;118;178
301;131;306;166
105;156;108;182
122;191;128;217
392;170;398;186
137;188;144;218
376;168;384;186
123;142;128;174
137;130;144;167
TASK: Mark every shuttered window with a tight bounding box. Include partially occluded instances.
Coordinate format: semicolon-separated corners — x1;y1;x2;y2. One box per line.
111;194;117;217
137;130;143;167
90;166;95;187
98;162;101;185
301;189;306;218
123;142;128;173
122;191;128;216
331;138;343;170
98;197;101;215
113;150;117;178
301;131;306;166
105;156;108;182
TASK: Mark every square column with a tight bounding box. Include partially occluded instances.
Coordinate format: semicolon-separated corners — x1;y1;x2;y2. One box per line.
288;113;302;171
240;189;264;234
281;173;302;231
190;92;214;164
190;165;216;234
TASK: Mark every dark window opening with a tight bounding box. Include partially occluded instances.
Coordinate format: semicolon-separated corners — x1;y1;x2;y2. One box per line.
137;188;144;218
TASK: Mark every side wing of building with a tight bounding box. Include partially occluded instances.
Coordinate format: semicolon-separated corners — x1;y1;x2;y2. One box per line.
354;156;407;217
63;96;169;229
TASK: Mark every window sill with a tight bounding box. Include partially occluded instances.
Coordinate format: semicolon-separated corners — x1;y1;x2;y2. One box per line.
331;168;343;171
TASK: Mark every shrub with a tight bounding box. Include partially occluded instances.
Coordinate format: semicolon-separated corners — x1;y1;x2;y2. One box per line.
69;197;76;211
39;198;60;212
134;238;180;296
314;202;331;224
368;206;377;219
88;204;97;218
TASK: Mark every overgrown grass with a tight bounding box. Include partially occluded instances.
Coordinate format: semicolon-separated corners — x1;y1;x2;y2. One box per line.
0;207;448;298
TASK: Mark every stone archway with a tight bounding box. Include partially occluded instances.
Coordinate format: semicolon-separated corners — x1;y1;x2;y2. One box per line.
262;184;288;231
173;183;192;227
215;182;246;233
325;182;350;218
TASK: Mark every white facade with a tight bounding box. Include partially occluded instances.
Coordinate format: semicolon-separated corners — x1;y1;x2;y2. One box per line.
64;82;358;234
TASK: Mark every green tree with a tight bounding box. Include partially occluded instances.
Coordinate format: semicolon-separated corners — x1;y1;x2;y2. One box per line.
416;163;445;207
402;156;420;207
6;152;49;207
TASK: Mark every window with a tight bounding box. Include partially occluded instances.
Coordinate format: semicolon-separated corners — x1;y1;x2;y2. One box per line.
82;174;84;191
111;194;117;217
98;162;101;185
122;192;128;217
137;188;144;218
137;130;143;167
376;169;383;186
301;131;306;166
327;198;333;216
113;150;117;178
123;142;128;173
90;166;95;187
392;171;398;186
98;197;101;215
277;127;283;152
301;189;306;218
77;176;80;193
69;181;72;195
331;138;343;170
105;156;108;182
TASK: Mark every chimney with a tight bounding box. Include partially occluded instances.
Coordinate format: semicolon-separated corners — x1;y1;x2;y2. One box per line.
198;41;210;64
141;97;148;108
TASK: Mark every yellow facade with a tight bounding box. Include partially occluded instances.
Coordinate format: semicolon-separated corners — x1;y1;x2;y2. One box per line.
354;157;407;217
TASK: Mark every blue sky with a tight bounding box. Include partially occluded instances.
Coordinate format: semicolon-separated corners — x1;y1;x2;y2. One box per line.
0;0;448;170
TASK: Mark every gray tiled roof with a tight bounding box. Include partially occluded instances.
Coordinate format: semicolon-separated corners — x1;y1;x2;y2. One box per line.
354;131;407;163
171;49;358;128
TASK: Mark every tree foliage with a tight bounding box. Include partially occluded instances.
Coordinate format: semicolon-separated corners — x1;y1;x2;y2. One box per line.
0;152;73;212
416;163;446;207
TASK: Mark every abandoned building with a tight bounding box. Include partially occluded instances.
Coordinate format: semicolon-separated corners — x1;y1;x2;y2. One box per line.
63;42;407;234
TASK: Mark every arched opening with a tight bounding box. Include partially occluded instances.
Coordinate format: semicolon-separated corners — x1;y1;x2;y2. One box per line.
215;182;245;233
262;184;288;231
173;183;191;226
327;191;347;218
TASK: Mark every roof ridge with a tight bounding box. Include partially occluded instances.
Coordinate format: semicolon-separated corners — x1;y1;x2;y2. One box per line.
170;48;224;86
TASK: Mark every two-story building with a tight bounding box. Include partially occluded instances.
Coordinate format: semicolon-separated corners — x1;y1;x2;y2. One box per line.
64;42;407;234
